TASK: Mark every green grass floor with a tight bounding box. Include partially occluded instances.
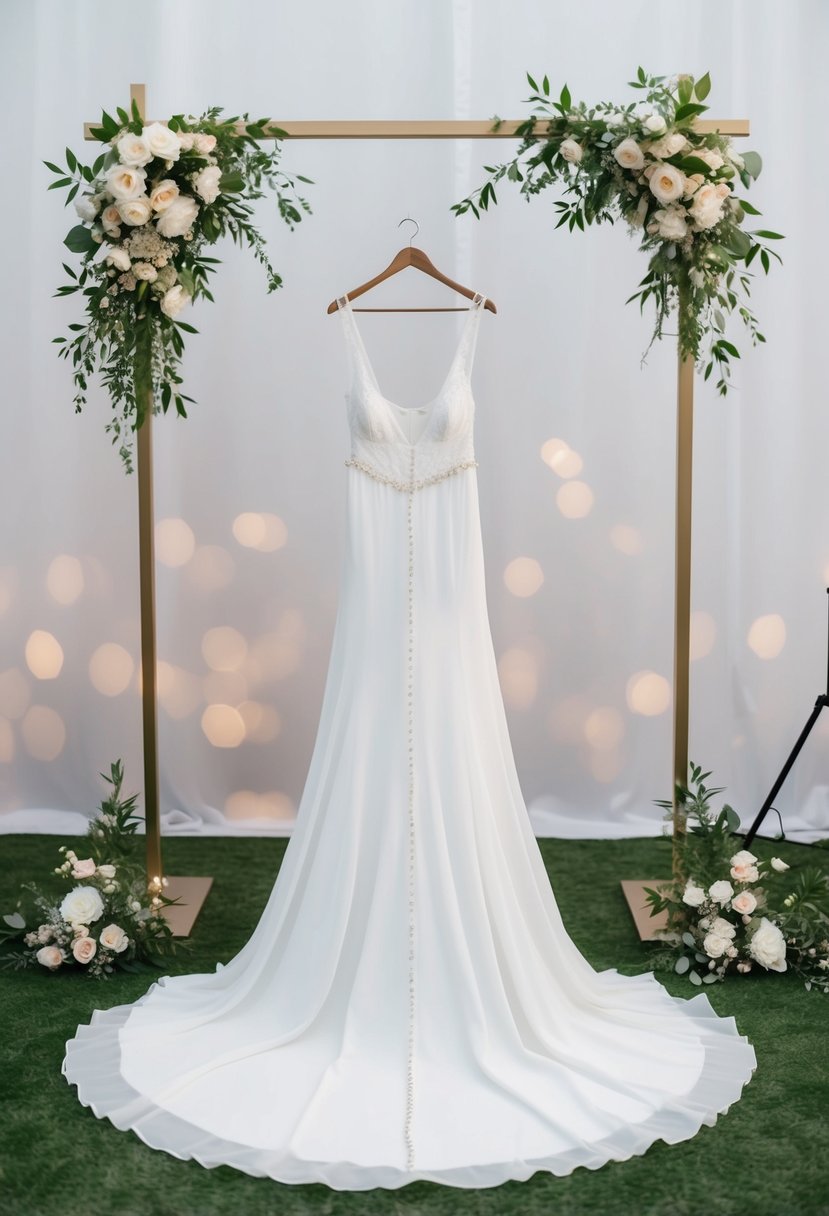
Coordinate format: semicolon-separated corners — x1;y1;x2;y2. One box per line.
1;833;827;1216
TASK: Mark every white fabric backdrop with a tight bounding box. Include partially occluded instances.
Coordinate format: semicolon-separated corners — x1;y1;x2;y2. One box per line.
2;0;828;842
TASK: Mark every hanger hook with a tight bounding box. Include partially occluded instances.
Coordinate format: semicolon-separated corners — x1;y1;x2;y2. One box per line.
398;215;419;246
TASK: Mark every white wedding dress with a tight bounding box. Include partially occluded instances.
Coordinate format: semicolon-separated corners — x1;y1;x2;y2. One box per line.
62;291;757;1190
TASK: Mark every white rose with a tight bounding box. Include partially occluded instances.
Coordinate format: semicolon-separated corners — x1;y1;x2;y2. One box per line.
748;917;787;972
649;162;685;204
689;183;725;230
99;923;129;953
105;164;147;201
647;132;688;160
731;890;758;915
559;138;583;165
696;147;725;172
643;113;667;134
156;195;200;238
193;165;223;203
649;204;688;242
710;916;737;939
59;885;104;926
178;131;196;151
160;284;192;317
117;196;153;227
150;179;180;212
36;945;64;969
106;246;131;272
703;932;731;959
194;132;217;154
708;879;734;905
614;138;645;171
74;194;100;223
96;863;116;878
682;882;705;907
142;121;182;162
132;262;158;282
116;133;153;167
605;111;625;127
72;936;97;964
770;857;790;872
100;204;122;238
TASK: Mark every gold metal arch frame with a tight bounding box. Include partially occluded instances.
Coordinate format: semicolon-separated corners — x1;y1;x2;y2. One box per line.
82;85;749;934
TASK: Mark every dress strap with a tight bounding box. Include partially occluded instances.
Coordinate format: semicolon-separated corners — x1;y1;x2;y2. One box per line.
454;291;486;381
335;295;383;397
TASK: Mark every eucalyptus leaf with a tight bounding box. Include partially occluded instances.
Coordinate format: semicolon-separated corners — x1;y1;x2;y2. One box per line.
689;970;703;986
741;150;762;179
3;912;25;929
674;956;691;974
681;932;696;947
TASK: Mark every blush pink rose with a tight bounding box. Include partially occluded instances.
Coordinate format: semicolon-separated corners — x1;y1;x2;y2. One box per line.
731;890;757;915
72;936;97;964
71;857;96;878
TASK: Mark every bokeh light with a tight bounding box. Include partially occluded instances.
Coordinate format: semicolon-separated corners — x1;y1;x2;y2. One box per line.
21;705;66;760
224;790;295;820
0;717;13;763
185;545;236;593
89;643;134;696
626;670;671;716
25;630;64;680
556;481;594;519
747;613;786;659
503;557;544;598
584;706;625;751
0;668;31;719
201;703;246;748
498;648;539;709
233;513;289;552
46;555;84;604
609;524;644;556
237;700;283;743
201;626;248;672
690;611;717;661
155;518;196;567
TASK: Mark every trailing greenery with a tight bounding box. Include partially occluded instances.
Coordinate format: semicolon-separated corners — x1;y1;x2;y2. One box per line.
46;101;313;473
452;68;783;393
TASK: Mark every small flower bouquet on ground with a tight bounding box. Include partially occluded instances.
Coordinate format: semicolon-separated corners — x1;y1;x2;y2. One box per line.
1;760;189;979
645;765;829;991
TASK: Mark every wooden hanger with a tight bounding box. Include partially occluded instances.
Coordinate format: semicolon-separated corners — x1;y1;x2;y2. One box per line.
327;217;496;314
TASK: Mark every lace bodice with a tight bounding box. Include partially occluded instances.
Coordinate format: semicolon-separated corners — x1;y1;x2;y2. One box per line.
336;291;485;490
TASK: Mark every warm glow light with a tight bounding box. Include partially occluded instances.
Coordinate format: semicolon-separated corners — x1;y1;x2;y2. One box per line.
21;705;66;760
498;648;539;709
155;518;196;567
0;668;31;719
590;748;623;783
556;481;594;519
747;613;786;659
25;631;64;680
233;513;266;548
225;789;295;820
202;670;248;705
609;524;644;556
690;611;717;661
201;626;248;672
201;703;246;747
626;670;671;716
503;557;544;598
88;643;134;696
584;707;625;751
550;447;583;478
238;700;283;743
245;610;306;681
46;555;84;604
540;438;570;468
153;661;202;719
0;717;13;763
186;545;236;593
547;695;593;745
258;514;288;552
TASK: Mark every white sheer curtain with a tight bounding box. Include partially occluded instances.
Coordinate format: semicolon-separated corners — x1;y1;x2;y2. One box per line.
2;0;827;841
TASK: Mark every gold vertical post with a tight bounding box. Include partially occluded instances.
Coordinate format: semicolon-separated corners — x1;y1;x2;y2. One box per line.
672;342;695;880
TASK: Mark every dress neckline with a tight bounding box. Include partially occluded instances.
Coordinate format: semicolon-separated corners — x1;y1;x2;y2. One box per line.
338;292;485;448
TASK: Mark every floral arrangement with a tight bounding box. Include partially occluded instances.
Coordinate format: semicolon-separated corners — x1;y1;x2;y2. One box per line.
0;760;188;978
645;765;829;990
46;100;313;473
452;68;783;394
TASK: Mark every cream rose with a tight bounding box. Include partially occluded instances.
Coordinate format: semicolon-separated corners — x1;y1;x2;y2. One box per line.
559;138;583;165
648;132;688;159
100;204;122;238
748;917;787;972
36;945;64;969
160;284;192;318
178;132;196;151
156;195;200;238
710;916;737;939
731;890;758;915
133;262;158;282
97;863;116;879
649;204;688;242
682;882;705;907
142;121;182;162
116;133;153;168
689;183;725;230
59;885;104;926
613;138;645;171
99;923;129;953
117;196;153;227
771;857;790;872
643;113;667;134
193;165;222;203
149;179;180;212
194;132;217;154
105;164;147;201
703;932;731;959
70;857;96;879
708;879;734;905
649;162;685;204
72;936;97;964
696;147;725;172
106;246;131;272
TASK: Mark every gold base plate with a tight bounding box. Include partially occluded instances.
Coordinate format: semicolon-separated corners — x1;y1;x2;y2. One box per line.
621;879;673;942
159;875;214;937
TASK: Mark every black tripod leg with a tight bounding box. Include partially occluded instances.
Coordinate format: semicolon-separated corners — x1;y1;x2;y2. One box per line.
743;697;828;848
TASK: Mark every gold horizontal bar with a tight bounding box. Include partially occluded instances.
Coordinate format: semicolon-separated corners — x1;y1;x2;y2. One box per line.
83;117;750;141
